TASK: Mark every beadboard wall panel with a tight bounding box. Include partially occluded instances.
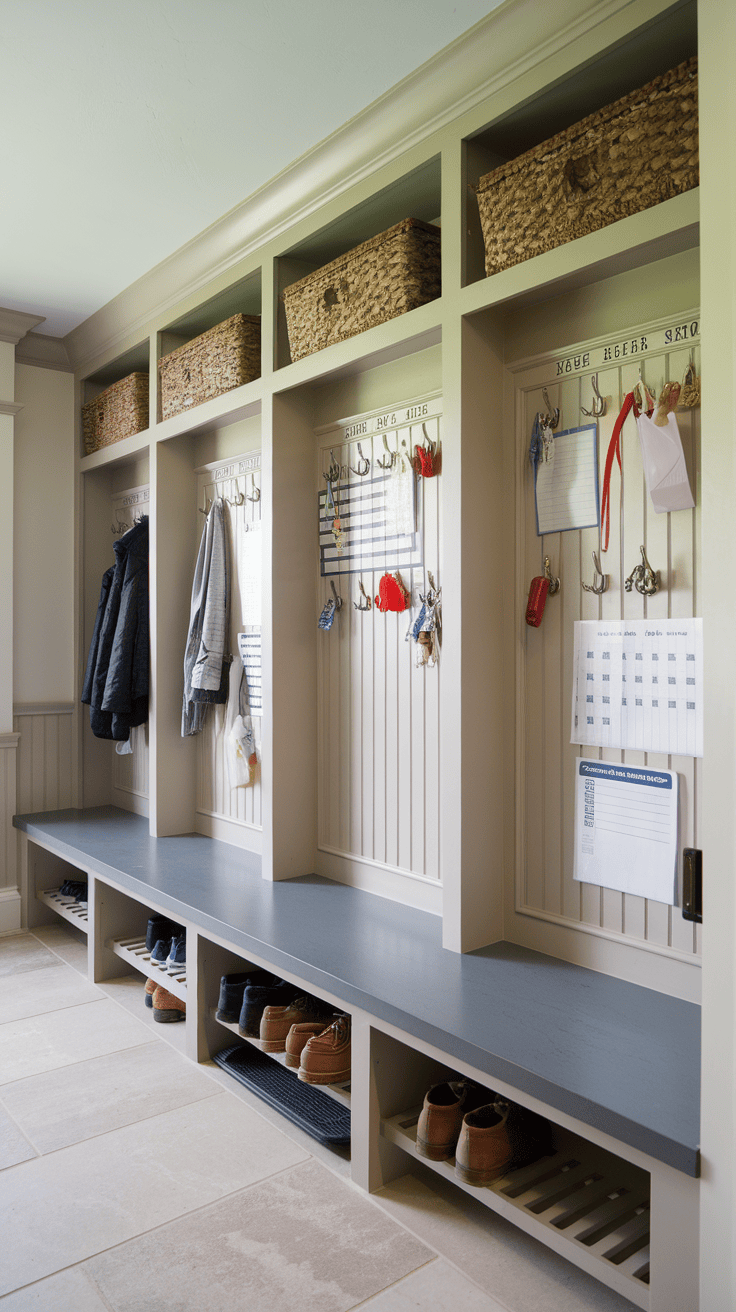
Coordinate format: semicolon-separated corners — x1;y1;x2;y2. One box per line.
195;456;263;850
13;706;75;815
511;321;701;969
316;409;442;903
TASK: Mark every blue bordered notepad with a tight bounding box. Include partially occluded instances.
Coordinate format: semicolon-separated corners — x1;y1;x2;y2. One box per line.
535;423;599;536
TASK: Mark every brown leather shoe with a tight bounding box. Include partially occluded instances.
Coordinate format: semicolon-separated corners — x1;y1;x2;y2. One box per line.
259;996;336;1052
152;985;186;1023
298;1014;351;1084
416;1080;478;1161
455;1100;553;1185
144;977;157;1009
285;1020;333;1067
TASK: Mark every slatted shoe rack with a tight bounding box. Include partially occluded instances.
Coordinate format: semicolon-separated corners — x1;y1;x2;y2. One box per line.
14;1;725;1307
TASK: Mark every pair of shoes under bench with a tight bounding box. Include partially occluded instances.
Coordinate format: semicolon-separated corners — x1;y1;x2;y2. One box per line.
150;932;186;972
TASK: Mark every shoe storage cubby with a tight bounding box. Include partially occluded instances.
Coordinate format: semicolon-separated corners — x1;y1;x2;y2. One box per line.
371;1028;652;1310
199;937;351;1122
21;840;91;937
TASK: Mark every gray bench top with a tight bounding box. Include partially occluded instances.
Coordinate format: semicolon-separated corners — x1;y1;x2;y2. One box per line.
14;806;700;1175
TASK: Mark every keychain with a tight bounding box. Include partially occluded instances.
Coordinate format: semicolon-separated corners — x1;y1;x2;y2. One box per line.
375;572;411;612
525;558;559;627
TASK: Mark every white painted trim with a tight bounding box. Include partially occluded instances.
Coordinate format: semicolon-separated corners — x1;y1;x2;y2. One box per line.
0;887;21;934
0;732;21;748
317;846;442;915
15;332;72;373
505;308;701;374
195;810;263;853
0;402;23;417
62;0;654;373
515;903;702;969
0;308;44;344
13;703;74;717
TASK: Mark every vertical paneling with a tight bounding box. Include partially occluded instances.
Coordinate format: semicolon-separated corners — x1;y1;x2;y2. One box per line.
516;326;701;964
195;459;263;834
0;736;19;890
317;407;443;884
13;708;75;814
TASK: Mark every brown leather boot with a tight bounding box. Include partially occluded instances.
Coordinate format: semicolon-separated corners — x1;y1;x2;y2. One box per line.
416;1080;477;1161
285;1020;333;1067
298;1014;351;1084
259;997;337;1052
144;977;157;1009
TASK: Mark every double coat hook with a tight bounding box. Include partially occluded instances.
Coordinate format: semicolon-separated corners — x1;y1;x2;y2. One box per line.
581;550;608;594
625;545;660;596
581;373;607;417
540;387;560;430
350;443;370;476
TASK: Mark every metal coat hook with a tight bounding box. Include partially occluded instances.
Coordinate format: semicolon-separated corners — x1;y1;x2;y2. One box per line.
246;473;260;502
376;434;395;470
330;579;343;610
633;371;655;414
541;387;560;430
624;544;660;596
544;556;560;594
581;550;608;594
199;495;213;516
324;450;340;483
350;443;370;476
353;580;372;611
581;373;607;418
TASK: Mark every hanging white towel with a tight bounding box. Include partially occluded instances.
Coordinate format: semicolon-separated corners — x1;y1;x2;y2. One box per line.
636;411;695;513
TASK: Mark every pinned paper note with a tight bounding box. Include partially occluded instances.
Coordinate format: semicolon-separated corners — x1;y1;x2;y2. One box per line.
535;424;599;535
574;760;678;904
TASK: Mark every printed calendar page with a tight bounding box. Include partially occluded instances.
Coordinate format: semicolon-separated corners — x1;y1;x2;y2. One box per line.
571;618;703;757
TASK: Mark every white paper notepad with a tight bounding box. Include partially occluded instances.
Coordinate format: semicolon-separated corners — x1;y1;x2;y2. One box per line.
573;760;678;904
535;424;599;535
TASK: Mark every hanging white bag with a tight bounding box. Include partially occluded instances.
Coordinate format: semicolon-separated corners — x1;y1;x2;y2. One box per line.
635;383;694;514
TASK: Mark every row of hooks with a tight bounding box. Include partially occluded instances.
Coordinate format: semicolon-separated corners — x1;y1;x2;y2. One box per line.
541;356;701;426
551;545;660;598
199;473;260;515
323;423;439;483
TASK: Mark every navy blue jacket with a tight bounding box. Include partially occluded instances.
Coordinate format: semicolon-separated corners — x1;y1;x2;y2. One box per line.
81;518;149;740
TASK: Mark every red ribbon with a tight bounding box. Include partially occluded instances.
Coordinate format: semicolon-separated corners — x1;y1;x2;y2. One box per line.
600;392;650;552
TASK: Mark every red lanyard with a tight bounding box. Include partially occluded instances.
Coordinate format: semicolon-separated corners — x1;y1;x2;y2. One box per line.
600;392;650;551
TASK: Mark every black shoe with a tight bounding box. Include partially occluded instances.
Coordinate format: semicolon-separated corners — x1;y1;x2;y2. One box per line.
145;914;178;953
216;970;277;1023
150;938;171;967
239;978;300;1038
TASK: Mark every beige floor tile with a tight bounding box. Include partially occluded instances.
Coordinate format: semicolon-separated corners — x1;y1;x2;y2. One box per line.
84;1157;432;1312
373;1169;639;1312
1;1041;220;1153
0;1106;36;1170
0;1091;310;1295
0;963;104;1023
0;1268;108;1311
30;924;88;975
0;934;58;978
358;1259;511;1311
0;999;153;1085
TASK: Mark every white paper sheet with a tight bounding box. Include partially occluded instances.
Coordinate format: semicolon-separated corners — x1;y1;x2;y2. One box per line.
238;522;262;626
237;630;262;714
574;760;678;904
535;424;599;535
571;618;703;757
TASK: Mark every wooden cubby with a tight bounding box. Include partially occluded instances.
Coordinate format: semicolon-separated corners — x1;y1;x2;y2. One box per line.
25;0;715;1306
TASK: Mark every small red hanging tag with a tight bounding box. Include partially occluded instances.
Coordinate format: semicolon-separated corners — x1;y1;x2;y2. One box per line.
526;575;550;627
413;444;436;477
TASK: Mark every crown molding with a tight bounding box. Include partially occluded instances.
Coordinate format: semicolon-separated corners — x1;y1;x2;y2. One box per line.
0;309;45;345
62;0;665;373
0;402;23;417
15;331;72;372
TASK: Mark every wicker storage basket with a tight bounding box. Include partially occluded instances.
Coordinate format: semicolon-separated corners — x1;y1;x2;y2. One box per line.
82;373;149;455
476;57;698;277
158;313;261;420
281;217;441;361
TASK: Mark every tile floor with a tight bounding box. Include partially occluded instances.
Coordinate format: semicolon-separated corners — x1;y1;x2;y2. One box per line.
0;925;639;1312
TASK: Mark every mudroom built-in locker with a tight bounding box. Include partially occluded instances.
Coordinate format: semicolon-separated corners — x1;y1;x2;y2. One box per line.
9;0;735;1308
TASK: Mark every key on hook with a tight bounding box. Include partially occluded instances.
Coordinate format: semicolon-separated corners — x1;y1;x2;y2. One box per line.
624;545;659;597
541;387;560;430
324;450;340;483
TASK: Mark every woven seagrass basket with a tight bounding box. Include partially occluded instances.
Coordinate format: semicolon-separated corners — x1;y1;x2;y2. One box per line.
82;373;149;455
476;57;698;277
281;217;441;362
159;313;261;420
